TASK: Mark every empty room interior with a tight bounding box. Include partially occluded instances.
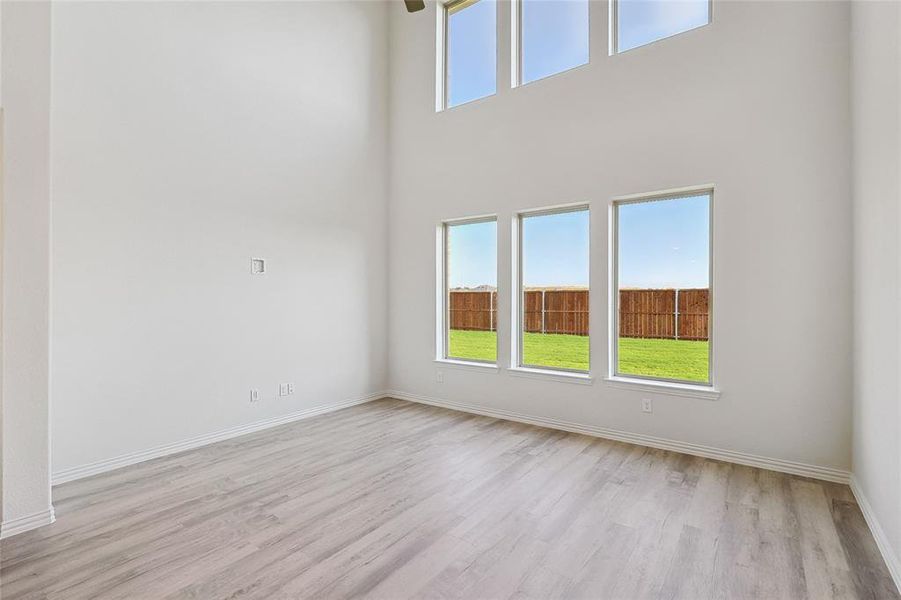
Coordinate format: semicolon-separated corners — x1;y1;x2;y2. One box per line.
1;0;900;598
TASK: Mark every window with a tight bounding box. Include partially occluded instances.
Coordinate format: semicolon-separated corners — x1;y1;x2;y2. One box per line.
515;0;589;86
441;217;498;363
442;0;497;109
517;206;590;372
612;190;712;385
613;0;711;54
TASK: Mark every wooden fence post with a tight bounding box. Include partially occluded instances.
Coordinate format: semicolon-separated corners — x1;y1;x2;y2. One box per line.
490;291;495;332
674;288;680;340
541;290;546;334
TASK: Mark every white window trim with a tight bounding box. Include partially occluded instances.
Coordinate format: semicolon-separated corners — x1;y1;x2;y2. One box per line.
511;202;591;379
437;214;499;367
608;184;717;391
509;366;593;385
435;1;446;111
435;358;500;372
609;0;713;56
510;0;521;89
604;375;720;400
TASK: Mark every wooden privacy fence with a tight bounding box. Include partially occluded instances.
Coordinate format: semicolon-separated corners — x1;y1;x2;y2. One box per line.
618;288;709;341
448;288;709;340
448;290;497;331
523;289;589;336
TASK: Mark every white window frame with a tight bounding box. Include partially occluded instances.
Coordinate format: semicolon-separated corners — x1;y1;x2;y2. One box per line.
510;0;522;89
608;185;715;391
511;203;591;378
436;215;499;366
437;0;496;111
511;0;591;89
609;0;713;55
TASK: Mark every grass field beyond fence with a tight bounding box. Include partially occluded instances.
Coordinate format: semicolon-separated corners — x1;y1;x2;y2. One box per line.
448;330;708;382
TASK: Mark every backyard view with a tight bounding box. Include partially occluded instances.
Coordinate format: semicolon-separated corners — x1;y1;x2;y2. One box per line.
448;329;709;382
519;209;591;371
446;219;498;362
615;193;711;384
445;194;710;383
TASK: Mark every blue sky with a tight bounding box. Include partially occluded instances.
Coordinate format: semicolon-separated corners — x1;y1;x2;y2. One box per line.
447;0;709;106
447;220;497;288
521;0;589;85
618;194;709;288
447;195;709;290
618;0;710;53
447;0;496;107
446;214;591;289
522;210;589;287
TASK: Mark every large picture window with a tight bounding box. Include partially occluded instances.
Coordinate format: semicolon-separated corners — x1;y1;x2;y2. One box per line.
442;0;497;109
517;206;590;372
612;190;712;385
441;217;498;363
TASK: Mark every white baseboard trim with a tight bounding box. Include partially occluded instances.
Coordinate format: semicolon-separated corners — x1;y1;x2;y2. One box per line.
0;506;56;540
52;391;386;486
387;390;851;484
850;475;901;593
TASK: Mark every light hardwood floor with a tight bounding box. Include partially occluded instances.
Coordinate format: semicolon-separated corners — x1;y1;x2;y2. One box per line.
1;398;897;599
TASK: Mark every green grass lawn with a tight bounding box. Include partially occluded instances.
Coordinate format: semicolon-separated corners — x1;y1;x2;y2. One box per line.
617;337;708;382
448;330;708;382
448;329;499;363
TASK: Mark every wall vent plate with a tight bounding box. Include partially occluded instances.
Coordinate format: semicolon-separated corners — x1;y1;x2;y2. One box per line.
251;258;266;274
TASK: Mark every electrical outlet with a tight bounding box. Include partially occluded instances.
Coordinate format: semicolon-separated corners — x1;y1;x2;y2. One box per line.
250;389;260;404
279;383;289;397
436;371;444;383
287;383;295;395
641;398;653;413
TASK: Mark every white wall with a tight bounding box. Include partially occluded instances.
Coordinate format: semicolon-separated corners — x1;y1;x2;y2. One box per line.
1;0;53;528
388;0;853;472
50;1;389;474
851;0;901;578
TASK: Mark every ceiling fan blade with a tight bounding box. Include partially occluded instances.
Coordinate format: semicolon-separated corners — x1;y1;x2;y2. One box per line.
404;0;426;13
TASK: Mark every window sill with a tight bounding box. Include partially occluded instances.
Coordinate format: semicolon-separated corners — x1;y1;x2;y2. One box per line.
604;376;720;400
508;366;593;385
434;359;499;373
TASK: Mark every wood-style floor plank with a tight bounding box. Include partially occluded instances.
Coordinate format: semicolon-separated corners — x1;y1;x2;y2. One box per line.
0;398;896;600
